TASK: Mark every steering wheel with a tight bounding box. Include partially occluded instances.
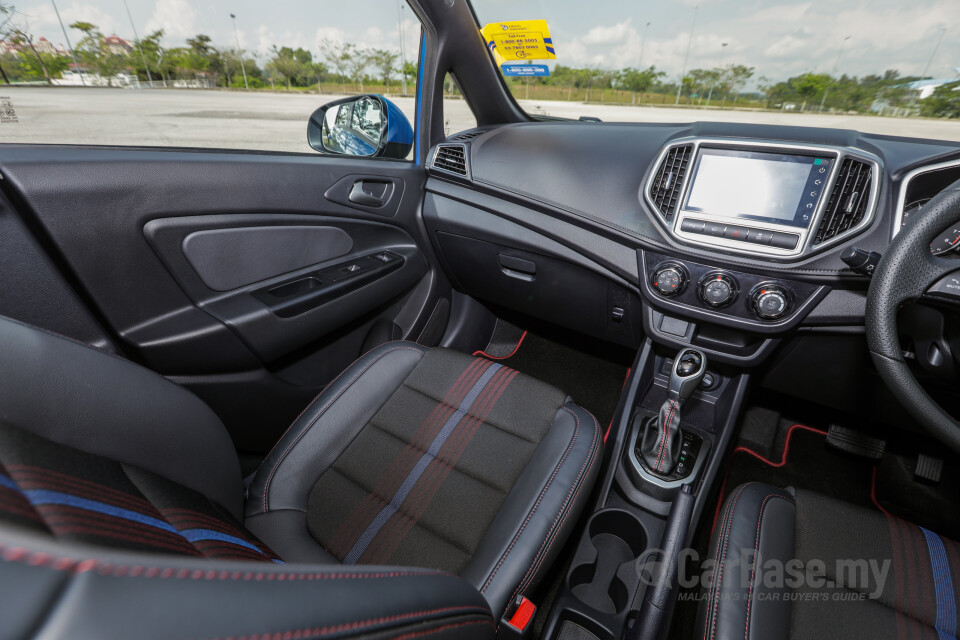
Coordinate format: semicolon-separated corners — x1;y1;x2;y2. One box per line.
866;178;960;454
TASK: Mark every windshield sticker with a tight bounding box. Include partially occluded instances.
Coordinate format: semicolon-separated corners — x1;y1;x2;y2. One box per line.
1;97;17;124
501;64;550;77
481;20;556;66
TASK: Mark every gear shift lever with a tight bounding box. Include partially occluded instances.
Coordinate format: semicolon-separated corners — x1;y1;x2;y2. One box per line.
638;348;707;476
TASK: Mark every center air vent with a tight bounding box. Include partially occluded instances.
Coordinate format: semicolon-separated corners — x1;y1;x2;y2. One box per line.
649;145;693;221
813;158;873;245
432;144;468;177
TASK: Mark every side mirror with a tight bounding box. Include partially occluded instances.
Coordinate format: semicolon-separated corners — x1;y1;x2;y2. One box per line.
307;95;413;160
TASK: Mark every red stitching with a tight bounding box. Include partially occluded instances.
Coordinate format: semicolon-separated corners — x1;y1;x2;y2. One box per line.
706;483;752;640
743;493;794;640
387;618;494;640
203;606;491;640
0;542;449;581
480;404;581;594
507;406;601;606
260;345;426;513
656;400;678;472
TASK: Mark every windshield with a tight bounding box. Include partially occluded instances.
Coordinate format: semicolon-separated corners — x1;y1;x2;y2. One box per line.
470;0;960;141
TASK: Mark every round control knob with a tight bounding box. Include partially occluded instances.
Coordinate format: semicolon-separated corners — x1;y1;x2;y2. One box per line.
699;273;737;307
652;264;686;296
751;285;790;320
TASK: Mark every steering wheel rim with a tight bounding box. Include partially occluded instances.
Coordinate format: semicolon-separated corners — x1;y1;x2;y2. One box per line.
866;178;960;454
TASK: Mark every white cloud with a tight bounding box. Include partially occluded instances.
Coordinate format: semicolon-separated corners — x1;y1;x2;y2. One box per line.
582;20;633;45
144;0;197;41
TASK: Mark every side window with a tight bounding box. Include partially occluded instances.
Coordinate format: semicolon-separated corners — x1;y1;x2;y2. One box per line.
0;1;422;157
442;72;478;138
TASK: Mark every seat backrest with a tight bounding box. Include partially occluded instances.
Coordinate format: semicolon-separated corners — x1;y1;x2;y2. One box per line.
0;315;243;516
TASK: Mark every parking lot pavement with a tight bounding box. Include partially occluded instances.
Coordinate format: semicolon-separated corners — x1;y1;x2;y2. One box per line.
2;87;959;154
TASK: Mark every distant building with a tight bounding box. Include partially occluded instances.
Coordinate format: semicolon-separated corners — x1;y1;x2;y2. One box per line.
908;78;956;100
0;37;68;57
103;35;134;56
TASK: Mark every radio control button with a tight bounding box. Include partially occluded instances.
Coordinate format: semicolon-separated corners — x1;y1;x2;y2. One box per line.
680;218;706;234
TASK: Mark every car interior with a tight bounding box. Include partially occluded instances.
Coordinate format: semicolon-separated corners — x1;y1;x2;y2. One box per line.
1;0;959;639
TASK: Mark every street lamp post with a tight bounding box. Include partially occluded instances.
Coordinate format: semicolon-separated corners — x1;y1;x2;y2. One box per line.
706;42;727;106
229;13;249;90
123;0;153;85
638;21;651;69
819;35;850;112
398;0;407;96
921;27;948;80
675;5;698;106
51;0;84;86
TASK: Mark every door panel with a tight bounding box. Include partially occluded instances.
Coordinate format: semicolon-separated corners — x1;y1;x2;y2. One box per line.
0;146;446;453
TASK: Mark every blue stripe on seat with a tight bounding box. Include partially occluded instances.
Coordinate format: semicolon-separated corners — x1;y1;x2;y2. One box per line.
343;363;503;564
921;527;957;640
181;528;265;554
0;474;19;491
18;488;266;557
22;489;181;534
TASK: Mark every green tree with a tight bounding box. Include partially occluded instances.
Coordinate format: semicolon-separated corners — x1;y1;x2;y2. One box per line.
618;65;664;103
370;48;398;92
320;38;354;93
921;81;960;118
70;21;128;84
267;46;310;89
345;46;371;92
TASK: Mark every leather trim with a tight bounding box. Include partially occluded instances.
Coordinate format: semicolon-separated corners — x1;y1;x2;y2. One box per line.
462;402;602;619
698;482;795;640
0;314;244;517
247;341;427;517
0;523;495;640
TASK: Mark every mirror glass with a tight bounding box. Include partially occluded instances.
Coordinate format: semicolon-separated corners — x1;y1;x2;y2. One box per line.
320;97;385;156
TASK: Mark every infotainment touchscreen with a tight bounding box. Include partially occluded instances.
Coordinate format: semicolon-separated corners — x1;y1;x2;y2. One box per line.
682;148;832;229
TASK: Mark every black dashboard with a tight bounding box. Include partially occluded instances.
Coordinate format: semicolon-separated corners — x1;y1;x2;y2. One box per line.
423;120;960;365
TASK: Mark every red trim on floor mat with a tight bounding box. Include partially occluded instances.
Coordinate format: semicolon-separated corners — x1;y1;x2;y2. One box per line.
473;330;528;360
604;367;632;444
710;423;827;538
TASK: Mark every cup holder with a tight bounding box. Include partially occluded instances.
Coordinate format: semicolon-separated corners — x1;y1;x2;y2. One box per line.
568;509;647;615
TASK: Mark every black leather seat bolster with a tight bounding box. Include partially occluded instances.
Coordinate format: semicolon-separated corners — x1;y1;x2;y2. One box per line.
698;482;796;640
0;524;495;640
245;342;428;548
462;402;604;619
0;314;244;517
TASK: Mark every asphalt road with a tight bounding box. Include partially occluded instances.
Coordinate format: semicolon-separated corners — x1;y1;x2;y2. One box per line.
2;87;959;154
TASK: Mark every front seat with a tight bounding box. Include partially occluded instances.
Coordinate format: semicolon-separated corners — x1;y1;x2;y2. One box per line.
699;482;960;640
0;315;602;638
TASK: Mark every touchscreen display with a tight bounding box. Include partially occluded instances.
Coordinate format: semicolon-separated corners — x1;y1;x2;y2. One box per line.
683;148;831;228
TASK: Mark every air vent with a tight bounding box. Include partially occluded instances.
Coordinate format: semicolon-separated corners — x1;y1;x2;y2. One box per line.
432;144;468;176
813;158;873;245
650;145;693;220
447;130;484;142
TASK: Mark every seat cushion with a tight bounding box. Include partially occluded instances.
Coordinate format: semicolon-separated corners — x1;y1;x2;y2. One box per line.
699;482;960;640
0;423;279;562
246;341;604;618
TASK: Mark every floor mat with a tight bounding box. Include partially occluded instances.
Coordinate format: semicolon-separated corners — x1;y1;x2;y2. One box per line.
474;327;630;431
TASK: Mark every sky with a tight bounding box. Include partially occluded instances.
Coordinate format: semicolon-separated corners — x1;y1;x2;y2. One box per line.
5;0;960;87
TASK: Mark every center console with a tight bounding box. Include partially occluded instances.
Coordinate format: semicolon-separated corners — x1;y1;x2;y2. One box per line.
645;138;881;259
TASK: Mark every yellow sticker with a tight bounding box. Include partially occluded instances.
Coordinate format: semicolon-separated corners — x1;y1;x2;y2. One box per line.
480;20;556;65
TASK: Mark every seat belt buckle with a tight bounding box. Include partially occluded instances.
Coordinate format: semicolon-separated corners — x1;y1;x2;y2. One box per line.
499;595;536;639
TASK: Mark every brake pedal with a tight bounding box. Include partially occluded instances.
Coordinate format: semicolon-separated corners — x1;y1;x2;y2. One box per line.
826;424;885;459
915;454;943;484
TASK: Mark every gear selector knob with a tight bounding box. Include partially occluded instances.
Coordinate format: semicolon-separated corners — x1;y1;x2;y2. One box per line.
669;348;707;404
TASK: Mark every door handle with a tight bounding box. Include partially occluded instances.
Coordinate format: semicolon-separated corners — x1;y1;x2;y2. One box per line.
349;180;389;207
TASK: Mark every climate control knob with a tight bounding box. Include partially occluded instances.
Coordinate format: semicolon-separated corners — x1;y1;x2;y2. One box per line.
652;264;686;296
699;273;737;307
751;285;790;320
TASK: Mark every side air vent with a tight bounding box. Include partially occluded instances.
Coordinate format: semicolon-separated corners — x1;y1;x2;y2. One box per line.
649;144;693;220
813;158;873;244
432;144;468;177
447;130;484;142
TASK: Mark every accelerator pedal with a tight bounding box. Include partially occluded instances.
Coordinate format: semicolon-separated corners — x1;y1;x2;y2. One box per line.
915;454;943;484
